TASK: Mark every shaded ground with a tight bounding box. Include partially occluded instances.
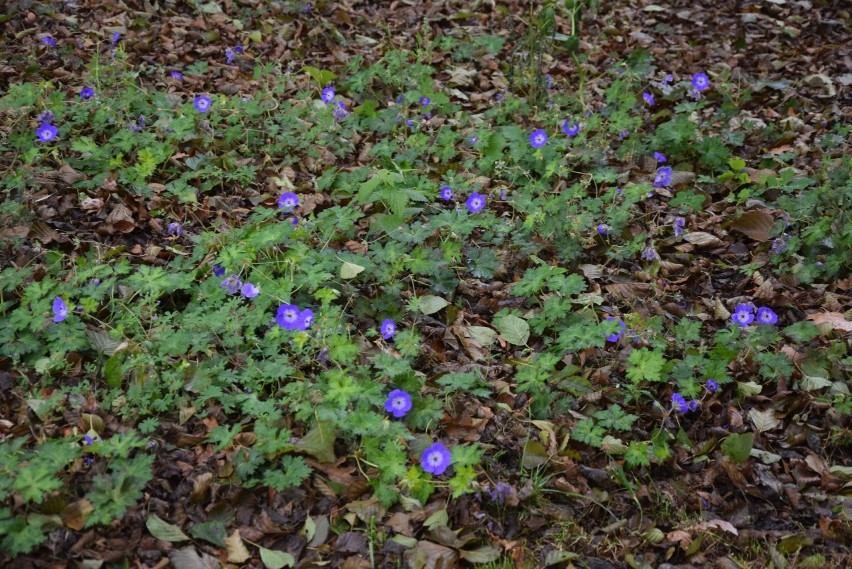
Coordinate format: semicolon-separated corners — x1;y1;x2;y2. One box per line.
1;0;851;568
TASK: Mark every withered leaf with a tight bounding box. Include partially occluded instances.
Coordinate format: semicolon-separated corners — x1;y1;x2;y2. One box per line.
730;210;775;242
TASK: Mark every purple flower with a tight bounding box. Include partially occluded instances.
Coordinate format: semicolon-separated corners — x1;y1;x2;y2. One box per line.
235;45;244;53
277;192;300;211
439;186;454;201
642;247;660;261
421;442;452;475
618;129;630;140
643;92;655;106
380;319;396;340
241;283;260;299
298;308;314;331
321;86;336;103
756;307;778;325
220;274;242;295
654;152;667;163
663;74;674;84
83;456;94;465
166;222;182;237
83;434;101;445
111;32;121;46
545;74;553;89
732;304;754;328
673;217;686;237
469;136;477;144
597;224;609;236
276;304;301;330
212;263;226;277
529;129;548;148
225;47;235;64
604;317;626;342
706;379;718;392
332;100;349;120
692;72;710;92
79;87;94;99
406;119;414;127
671;392;688;413
654;166;673;187
384;389;412;418
419;96;431;107
170;71;183;81
38;110;55;123
194;95;212;113
36;123;58;143
42;37;56;47
466;192;486;214
687;400;699;412
770;236;788;255
562;119;580;137
488;483;513;504
53;297;68;322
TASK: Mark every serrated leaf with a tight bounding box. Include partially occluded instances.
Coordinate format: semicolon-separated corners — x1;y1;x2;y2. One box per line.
259;547;296;569
224;530;250;563
721;433;753;464
493;315;530;345
146;514;190;542
86;328;127;356
749;408;780;432
418;295;449;315
339;260;365;279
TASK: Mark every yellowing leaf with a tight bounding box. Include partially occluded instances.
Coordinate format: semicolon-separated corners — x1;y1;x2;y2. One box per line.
224;529;250;563
146;514;190;542
339;260;365;279
749;408;780;432
259;547;296;569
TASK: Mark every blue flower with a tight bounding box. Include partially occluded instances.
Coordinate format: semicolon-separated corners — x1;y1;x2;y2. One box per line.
241;283;260;299
756;307;778;325
421;442;452;475
439;186;454;201
225;47;235;64
79;87;95;99
692;72;710;92
298;308;314;331
322;86;336;103
653;151;667;163
384;389;412;418
529;129;548;148
604;317;626;342
419;96;431;107
220;275;242;295
83;434;101;445
276;304;301;330
654;166;673;187
488;483;513;504
706;378;719;392
111;32;121;46
562;119;580;137
732;304;754;327
235;45;244;53
277;192;300;211
194;95;211;113
167;222;182;237
42;37;56;47
170;71;183;81
597;223;609;236
53;297;68;322
469;136;477;144
332;100;349;120
212;263;226;277
642;92;655;106
642;247;660;261
671;392;688;413
36;123;58;143
380;319;396;340
465;192;486;214
673;217;686;237
38;110;55;123
687;399;699;412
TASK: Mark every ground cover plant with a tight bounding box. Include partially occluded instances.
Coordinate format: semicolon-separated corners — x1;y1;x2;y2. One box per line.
0;0;850;567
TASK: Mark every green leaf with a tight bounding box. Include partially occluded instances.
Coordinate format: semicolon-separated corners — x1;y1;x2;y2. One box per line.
626;348;666;383
189;520;227;547
459;545;501;563
624;441;651;468
259;547;296;569
294;421;336;463
302;66;336;86
493;314;530;345
418;295;449;315
721;432;753;464
339;260;365;279
147;514;191;542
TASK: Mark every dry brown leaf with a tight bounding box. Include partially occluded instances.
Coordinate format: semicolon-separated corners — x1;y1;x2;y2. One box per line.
806;312;852;332
666;529;693;550
61;499;93;531
224;529;250;563
730;210;775;242
690;519;739;536
683;231;725;247
604;282;650;298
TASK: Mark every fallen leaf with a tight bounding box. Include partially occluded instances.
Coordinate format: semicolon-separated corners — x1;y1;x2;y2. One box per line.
730;210;775;241
224;529;250;563
689;519;739;536
749;408;781;432
146;514;191;542
807;312;852;332
683;231;724;247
